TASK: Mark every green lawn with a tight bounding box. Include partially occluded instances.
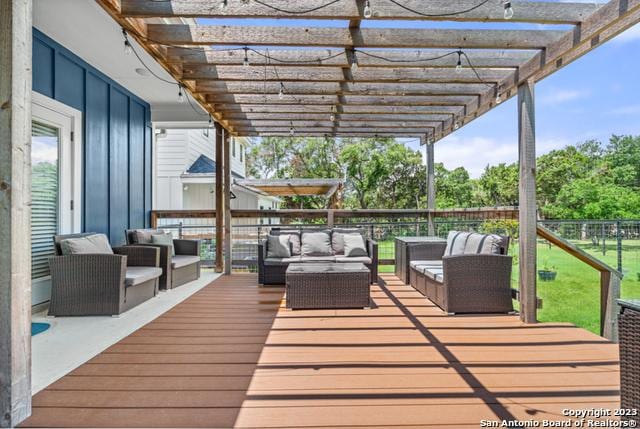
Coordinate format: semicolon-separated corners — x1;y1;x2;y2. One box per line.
377;239;640;334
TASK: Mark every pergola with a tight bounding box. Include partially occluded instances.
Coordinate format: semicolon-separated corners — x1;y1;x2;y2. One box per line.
1;0;639;426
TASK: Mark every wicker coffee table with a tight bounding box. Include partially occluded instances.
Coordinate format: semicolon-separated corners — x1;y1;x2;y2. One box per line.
286;262;371;309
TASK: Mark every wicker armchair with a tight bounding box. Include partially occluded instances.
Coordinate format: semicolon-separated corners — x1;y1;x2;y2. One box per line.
409;233;513;314
48;233;161;316
125;229;201;289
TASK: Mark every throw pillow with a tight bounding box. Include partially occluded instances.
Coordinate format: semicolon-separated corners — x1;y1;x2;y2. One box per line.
60;234;114;255
343;233;368;257
267;234;292;258
301;231;332;256
443;231;471;256
331;228;364;255
151;233;176;256
275;230;301;255
133;229;154;244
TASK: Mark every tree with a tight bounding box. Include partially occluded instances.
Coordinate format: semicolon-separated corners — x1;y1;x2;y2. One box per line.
603;135;640;189
434;163;474;208
339;139;390;209
477;163;519;206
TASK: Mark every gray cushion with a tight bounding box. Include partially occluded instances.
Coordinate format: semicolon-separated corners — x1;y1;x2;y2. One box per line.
264;256;301;266
267;234;292;258
335;256;372;264
133;229;155;244
410;260;443;270
301;231;332;256
299;255;336;263
331;228;365;255
171;255;200;269
151;233;175;256
125;266;162;287
270;230;301;255
423;267;444;283
443;231;471;256
463;233;504;255
343;233;368;257
59;234;113;255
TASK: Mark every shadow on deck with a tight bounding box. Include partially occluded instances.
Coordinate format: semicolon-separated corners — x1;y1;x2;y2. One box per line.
22;273;620;428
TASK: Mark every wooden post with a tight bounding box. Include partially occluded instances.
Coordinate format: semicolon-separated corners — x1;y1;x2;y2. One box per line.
518;79;537;324
327;209;335;228
0;0;33;426
214;122;224;273
223;131;232;275
425;139;435;236
600;270;621;342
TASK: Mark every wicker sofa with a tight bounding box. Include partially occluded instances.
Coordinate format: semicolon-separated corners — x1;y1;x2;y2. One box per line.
409;231;513;314
258;228;378;285
126;229;201;290
48;233;162;316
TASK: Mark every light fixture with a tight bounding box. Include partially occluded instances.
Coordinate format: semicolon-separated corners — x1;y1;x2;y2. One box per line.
289;122;295;136
124;39;133;55
177;85;185;103
219;0;228;9
330;105;336;121
243;47;250;68
455;51;463;73
453;119;461;130
208;115;214;128
503;0;514;19
495;92;502;104
350;49;359;73
363;0;372;18
278;82;285;100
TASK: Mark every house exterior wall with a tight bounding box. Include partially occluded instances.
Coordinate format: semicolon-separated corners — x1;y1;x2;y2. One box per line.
32;29;152;245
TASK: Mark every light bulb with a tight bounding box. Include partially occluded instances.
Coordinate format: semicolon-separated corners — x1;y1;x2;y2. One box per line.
289;126;295;136
363;0;372;18
208;116;214;128
178;86;184;103
453;120;460;130
455;52;463;73
243;48;250;68
124;40;133;55
219;0;228;9
495;93;502;104
278;83;285;100
503;1;514;19
330;113;336;122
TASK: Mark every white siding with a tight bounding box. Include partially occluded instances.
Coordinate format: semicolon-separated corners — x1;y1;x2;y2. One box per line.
186;128;215;167
184;183;215;210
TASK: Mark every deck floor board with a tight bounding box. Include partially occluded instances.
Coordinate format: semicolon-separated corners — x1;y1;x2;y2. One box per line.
21;273;620;428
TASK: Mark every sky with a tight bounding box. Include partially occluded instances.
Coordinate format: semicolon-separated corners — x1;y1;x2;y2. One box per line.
200;1;640;178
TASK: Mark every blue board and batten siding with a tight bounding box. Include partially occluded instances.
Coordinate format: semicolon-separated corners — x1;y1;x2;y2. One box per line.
32;29;153;245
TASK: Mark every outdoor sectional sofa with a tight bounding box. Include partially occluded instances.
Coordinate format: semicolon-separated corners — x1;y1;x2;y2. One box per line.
126;229;201;290
258;228;378;285
48;233;162;316
409;231;513;314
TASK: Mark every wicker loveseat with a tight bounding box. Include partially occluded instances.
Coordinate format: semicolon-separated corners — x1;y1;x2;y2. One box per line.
126;229;201;290
258;228;378;285
409;231;513;314
48;233;162;316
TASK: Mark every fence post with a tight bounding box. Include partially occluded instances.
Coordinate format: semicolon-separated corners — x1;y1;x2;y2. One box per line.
601;222;606;256
616;220;622;273
178;222;183;239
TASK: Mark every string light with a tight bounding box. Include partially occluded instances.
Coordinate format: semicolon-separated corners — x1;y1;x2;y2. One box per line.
219;0;228;10
122;29;133;55
289;122;295;136
330;105;336;122
495;89;502;104
453;118;461;130
503;0;514;19
363;0;373;18
278;82;285;100
243;47;250;67
455;51;463;73
208;115;214;128
350;49;359;73
177;85;185;103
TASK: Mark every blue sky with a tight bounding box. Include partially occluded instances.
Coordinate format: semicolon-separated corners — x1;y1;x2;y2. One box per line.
200;3;640;177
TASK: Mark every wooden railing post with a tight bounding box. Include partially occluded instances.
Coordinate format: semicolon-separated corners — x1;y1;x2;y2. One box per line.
327;209;334;228
425;140;435;236
214;122;224;273
0;0;33;426
518;79;538;324
223;131;232;275
601;270;621;342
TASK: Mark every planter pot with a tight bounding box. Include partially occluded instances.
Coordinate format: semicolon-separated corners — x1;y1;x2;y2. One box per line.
538;270;557;281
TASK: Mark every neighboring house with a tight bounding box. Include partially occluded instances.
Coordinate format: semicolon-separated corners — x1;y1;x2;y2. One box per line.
153;128;280;212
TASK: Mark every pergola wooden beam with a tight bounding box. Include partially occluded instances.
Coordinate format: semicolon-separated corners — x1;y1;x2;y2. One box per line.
122;0;600;24
247;132;426;137
223;113;453;122
167;47;536;69
213;104;464;115
147;25;566;49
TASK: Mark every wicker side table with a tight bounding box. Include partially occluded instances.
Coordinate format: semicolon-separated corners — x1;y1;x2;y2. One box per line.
619;299;640;423
286;263;370;309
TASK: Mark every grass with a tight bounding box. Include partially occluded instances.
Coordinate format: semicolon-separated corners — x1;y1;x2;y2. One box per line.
377;239;640;334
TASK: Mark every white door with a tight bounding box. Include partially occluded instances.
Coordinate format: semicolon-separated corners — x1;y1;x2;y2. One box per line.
31;93;82;304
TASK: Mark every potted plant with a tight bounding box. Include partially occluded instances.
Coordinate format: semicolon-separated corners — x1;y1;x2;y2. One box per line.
538;258;557;281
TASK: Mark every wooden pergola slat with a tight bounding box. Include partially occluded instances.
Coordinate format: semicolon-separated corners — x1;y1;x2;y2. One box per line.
122;0;600;24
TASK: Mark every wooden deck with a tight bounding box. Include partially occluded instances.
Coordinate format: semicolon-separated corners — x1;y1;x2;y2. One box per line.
22;274;620;428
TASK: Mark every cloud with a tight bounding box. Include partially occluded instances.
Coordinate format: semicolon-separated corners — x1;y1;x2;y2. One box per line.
605;104;640;116
538;89;589;106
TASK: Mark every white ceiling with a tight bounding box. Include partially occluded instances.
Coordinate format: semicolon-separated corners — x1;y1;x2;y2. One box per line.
33;0;207;122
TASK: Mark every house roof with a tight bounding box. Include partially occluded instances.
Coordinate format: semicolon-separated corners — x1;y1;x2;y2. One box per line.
184;154;244;179
235;179;341;197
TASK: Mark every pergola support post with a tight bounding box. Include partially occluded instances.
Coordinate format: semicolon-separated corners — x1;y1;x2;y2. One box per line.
223;131;232;275
425;138;435;236
0;0;33;426
214;122;224;273
518;79;537;324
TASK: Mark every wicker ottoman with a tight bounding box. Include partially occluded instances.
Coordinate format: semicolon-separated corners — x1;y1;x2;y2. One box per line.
619;300;640;423
286;262;370;309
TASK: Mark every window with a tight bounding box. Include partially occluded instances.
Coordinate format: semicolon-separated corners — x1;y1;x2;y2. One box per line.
232;139;236;158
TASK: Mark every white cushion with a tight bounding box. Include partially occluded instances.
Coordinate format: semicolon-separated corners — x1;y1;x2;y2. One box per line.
410;260;442;270
335;256;372;264
299;255;336;262
151;233;175;256
301;232;332;256
423;267;444;282
443;231;471;256
125;267;162;286
171;255;200;269
267;234;292;258
331;228;365;255
343;233;368;257
60;234;113;255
